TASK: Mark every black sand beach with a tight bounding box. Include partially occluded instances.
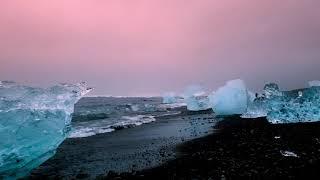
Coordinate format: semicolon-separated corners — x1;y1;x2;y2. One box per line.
102;117;320;179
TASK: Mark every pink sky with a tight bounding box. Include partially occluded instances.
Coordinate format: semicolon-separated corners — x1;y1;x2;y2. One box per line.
1;0;320;96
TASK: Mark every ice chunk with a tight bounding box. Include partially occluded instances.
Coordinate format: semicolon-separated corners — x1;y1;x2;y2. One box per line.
267;86;320;123
0;81;91;178
243;82;320;123
185;95;210;111
209;79;248;115
309;80;320;87
241;100;268;118
264;83;283;98
182;85;210;111
280;150;299;158
162;92;177;104
242;82;283;119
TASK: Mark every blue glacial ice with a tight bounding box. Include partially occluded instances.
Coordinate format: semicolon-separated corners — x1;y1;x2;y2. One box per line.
266;86;320;123
243;82;320;123
162;92;178;104
185;95;211;111
182;85;211;111
242;83;283;118
209;79;249;116
0;81;91;178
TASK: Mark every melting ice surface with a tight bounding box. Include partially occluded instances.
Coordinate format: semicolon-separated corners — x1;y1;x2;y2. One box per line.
243;82;320;123
162;92;178;104
182;85;211;111
0;81;91;178
266;86;320;123
185;96;210;111
210;79;248;116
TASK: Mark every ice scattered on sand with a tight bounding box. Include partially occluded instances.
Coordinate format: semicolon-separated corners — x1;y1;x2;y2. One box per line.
280;150;299;158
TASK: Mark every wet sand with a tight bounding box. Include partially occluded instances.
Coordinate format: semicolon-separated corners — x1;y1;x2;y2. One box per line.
28;112;216;179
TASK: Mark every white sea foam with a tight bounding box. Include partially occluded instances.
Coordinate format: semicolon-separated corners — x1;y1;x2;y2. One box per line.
69;127;114;138
69;115;156;138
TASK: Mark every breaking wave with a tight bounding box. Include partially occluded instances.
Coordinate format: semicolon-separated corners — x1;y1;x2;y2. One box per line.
69;115;156;138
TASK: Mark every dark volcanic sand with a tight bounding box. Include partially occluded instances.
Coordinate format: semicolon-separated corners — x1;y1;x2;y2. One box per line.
103;117;320;180
28;112;216;179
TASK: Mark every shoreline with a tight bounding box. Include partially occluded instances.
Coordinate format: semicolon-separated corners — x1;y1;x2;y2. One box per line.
28;112;215;179
103;117;320;179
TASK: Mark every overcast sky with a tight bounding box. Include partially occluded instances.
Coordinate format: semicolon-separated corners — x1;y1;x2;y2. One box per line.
1;0;320;96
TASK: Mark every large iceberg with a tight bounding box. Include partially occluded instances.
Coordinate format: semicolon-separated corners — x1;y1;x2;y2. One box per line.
0;81;91;178
209;79;249;115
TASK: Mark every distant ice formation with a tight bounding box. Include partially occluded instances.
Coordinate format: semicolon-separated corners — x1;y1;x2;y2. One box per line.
309;80;320;87
0;81;91;178
209;79;249;115
182;85;211;111
162;92;178;104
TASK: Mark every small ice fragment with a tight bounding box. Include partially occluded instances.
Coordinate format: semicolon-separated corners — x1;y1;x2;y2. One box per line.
185;95;210;111
274;136;281;139
162;92;177;104
182;85;210;111
280;150;299;157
